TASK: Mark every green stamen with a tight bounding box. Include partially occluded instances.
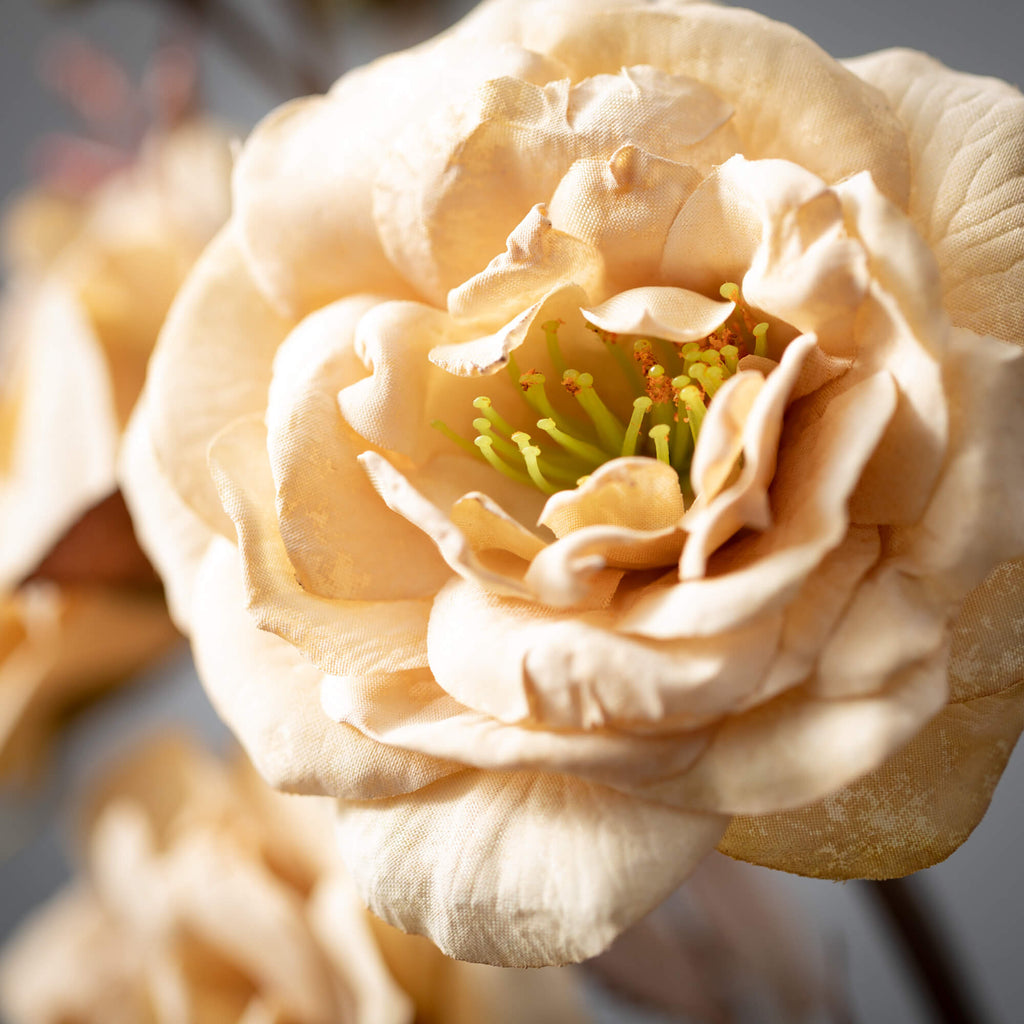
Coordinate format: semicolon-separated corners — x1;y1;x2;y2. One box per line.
518;371;562;423
678;385;706;446
721;345;739;374
472;396;515;437
543;320;568;375
431;419;479;458
753;322;769;358
649;423;672;465
473;417;521;460
563;370;625;453
475;435;532;486
622;396;652;457
536;418;607;466
520;444;557;494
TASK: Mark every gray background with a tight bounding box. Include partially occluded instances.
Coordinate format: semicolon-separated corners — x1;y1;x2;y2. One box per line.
1;2;1021;1023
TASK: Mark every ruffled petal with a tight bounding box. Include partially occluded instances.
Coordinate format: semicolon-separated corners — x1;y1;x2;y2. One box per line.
621;370;897;639
266;297;450;601
145;225;293;535
334;768;727;966
190;536;459;799
208;416;431;676
844;48;1024;343
375;66;733;303
581;285;732;342
427;578;782;730
540;4;910;208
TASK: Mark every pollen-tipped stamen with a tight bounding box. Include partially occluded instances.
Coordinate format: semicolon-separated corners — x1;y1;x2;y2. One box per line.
720;344;739;374
473;417;521;460
621;396;652;457
474;435;532;486
563;369;625;452
472;396;515;437
753;322;769;358
678;385;706;446
536;417;607;466
649;423;672;465
518;371;563;424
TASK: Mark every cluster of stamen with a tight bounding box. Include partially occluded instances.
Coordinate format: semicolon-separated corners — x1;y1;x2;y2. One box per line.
433;283;769;498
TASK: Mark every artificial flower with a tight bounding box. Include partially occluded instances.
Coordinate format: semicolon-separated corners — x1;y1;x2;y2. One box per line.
122;0;1024;965
0;117;232;780
0;735;586;1023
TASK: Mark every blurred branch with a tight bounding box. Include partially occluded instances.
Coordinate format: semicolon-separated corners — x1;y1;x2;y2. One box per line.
865;876;991;1024
155;0;331;98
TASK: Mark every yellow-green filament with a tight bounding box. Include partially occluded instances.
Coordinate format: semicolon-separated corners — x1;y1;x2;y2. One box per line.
753;322;769;358
518;371;562;423
596;328;645;391
474;435;532;486
564;370;625;452
649;423;672;465
678;385;706;445
721;345;739;374
543;320;568;375
473;417;520;460
536;418;607;466
520;444;557;494
431;419;479;458
681;342;702;374
622;396;652;456
472;396;515;437
511;430;578;484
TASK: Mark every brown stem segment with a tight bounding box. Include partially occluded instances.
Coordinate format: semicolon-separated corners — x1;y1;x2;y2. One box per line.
864;876;990;1024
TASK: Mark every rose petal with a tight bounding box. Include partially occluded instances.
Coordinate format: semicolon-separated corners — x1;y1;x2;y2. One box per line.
334;768;727;966
621;370;897;638
668;651;948;815
208;417;432;677
191;536;458;799
427;578;782;730
375;66;733;303
548;146;702;294
146;226;293;535
266;297;450;601
581;285;732;343
844;48;1024;343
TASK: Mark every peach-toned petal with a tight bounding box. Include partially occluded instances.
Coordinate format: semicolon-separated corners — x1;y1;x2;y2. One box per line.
119;398;215;631
682;334;815;578
719;678;1024;878
191;537;459;799
208;417;432;677
333;768;727;966
0;279;118;588
540;5;910;207
669;651;947;815
266;298;450;601
540;457;685;537
446;204;603;325
844;48;1024;343
548;146;701;294
321;670;712;797
427;578;782;729
146;225;294;535
891;328;1024;598
581;285;732;342
622;370;897;638
375;66;733;303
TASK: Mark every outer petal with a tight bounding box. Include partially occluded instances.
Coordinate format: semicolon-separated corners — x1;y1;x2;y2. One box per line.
208;416;432;677
333;768;727;966
844;48;1024;343
145;225;293;535
0;279;119;589
190;536;459;799
266;298;450;601
539;4;910;208
427;578;782;730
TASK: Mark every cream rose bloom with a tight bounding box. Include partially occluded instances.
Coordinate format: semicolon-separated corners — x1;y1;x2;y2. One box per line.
0;122;232;779
0;736;585;1024
122;0;1024;966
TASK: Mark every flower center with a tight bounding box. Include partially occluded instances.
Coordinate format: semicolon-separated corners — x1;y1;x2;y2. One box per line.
433;283;769;499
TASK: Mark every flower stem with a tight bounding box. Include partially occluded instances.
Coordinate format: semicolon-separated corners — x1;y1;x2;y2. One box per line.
864;876;990;1024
